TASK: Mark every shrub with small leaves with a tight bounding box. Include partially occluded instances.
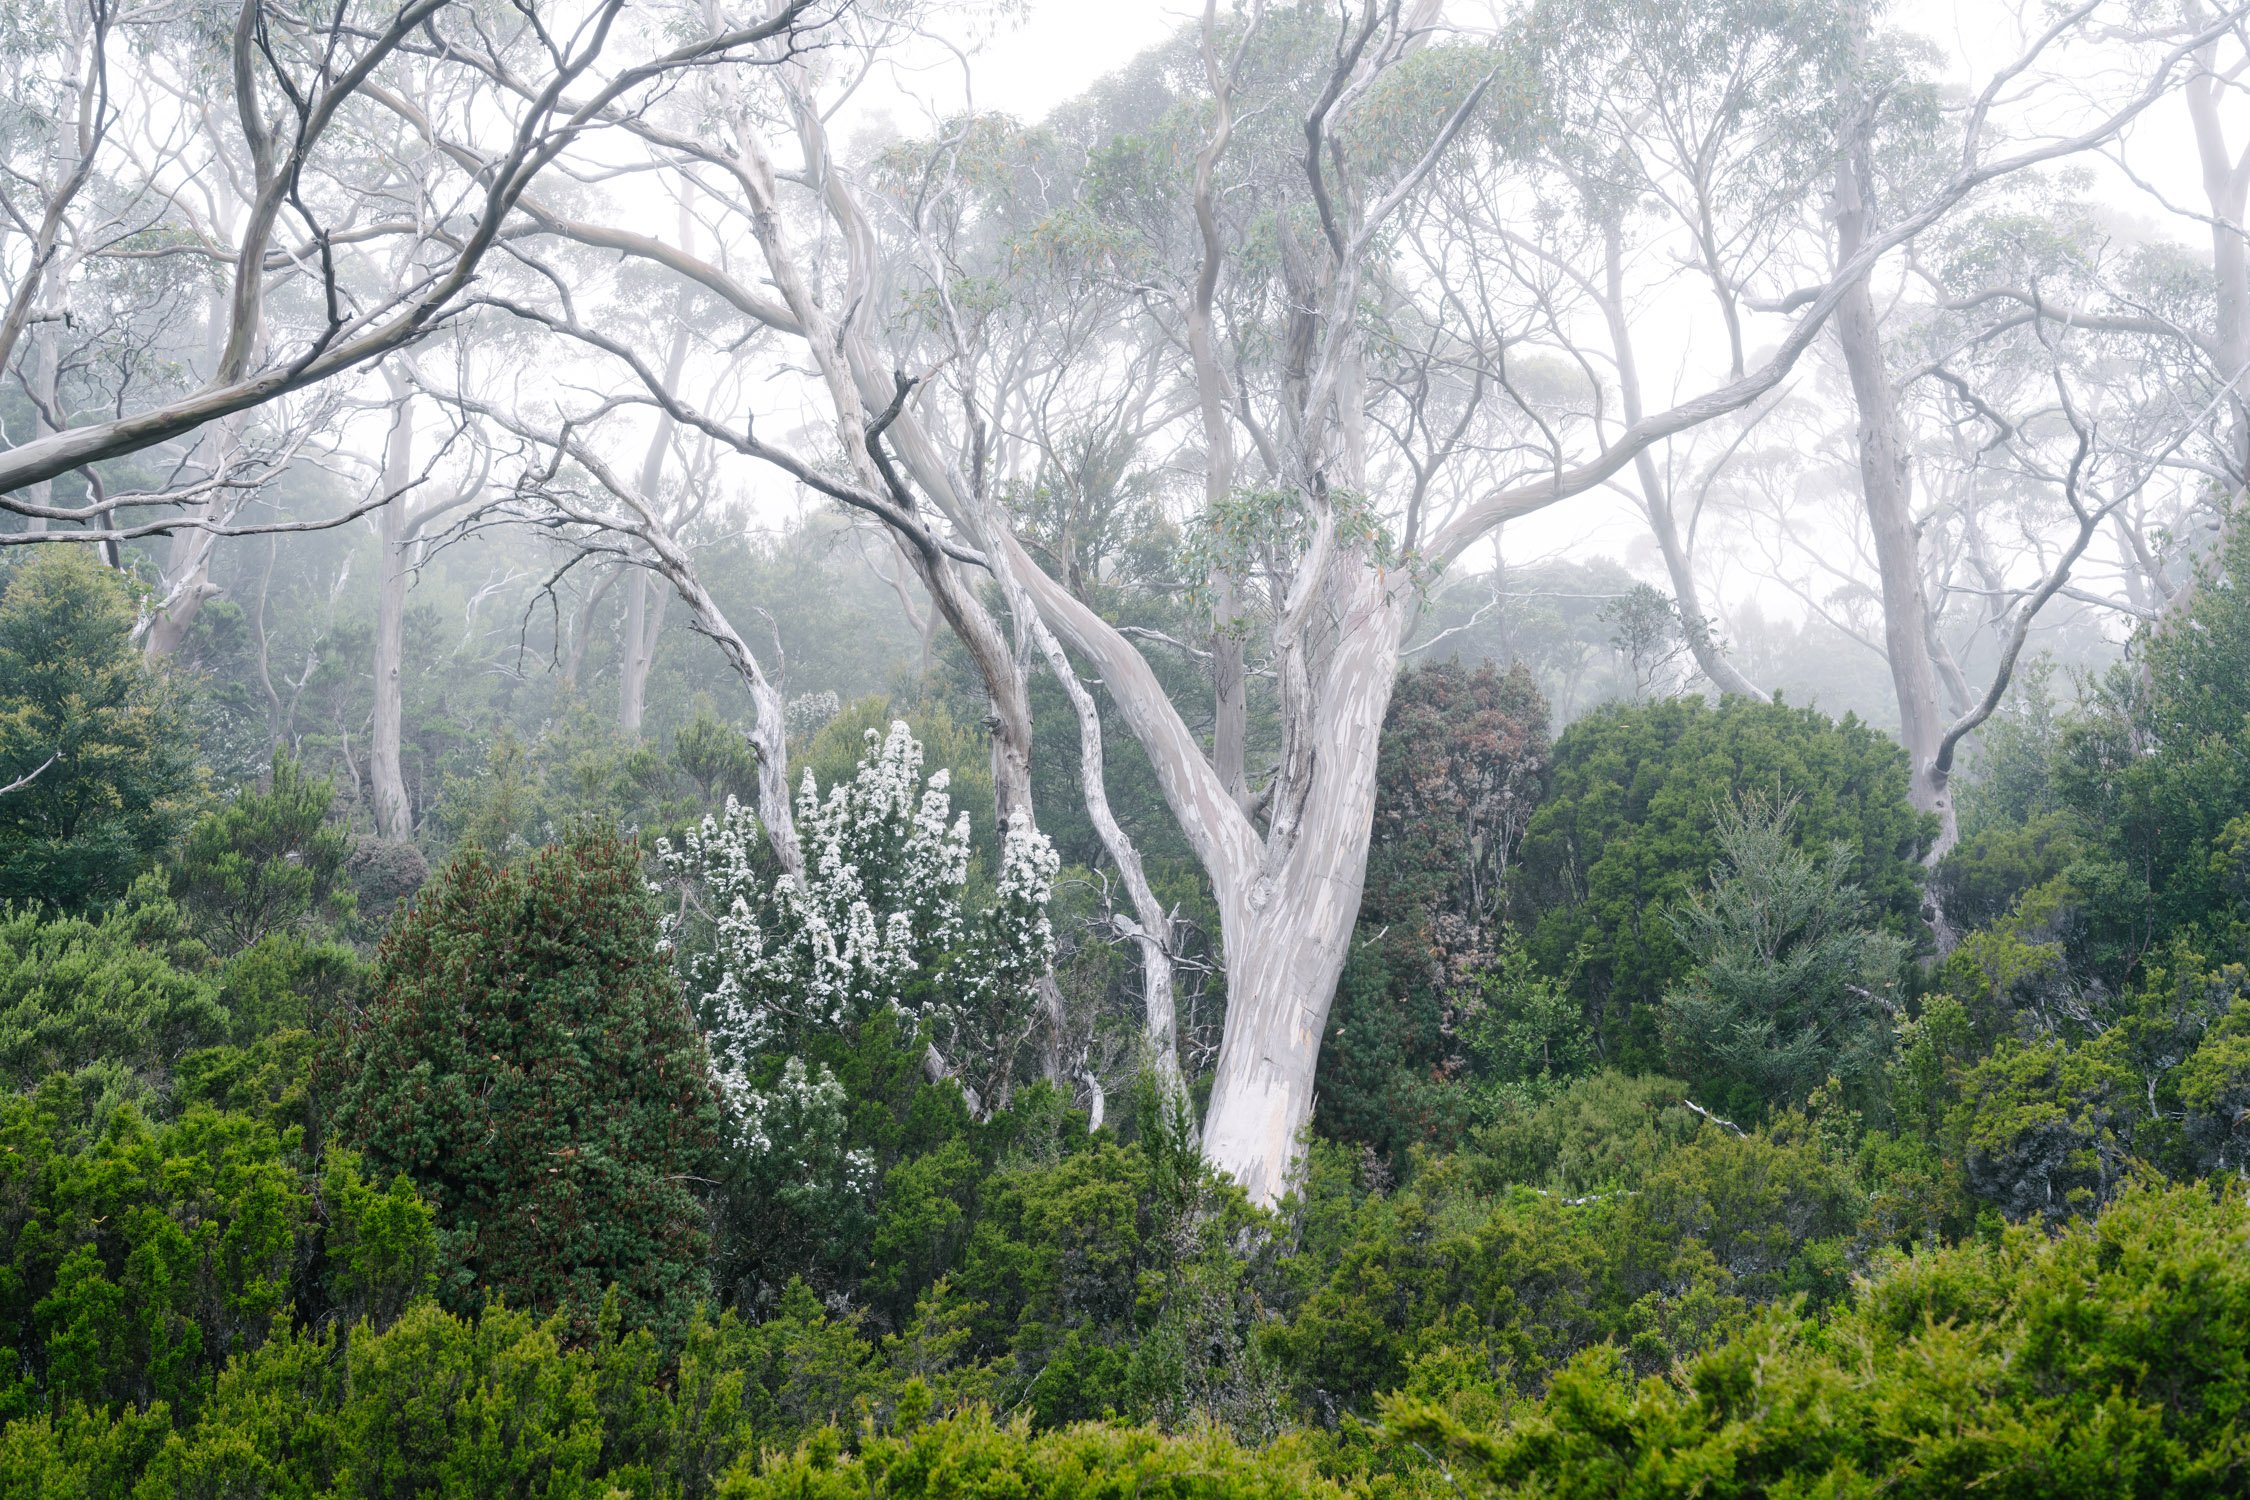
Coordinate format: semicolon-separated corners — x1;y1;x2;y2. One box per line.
333;823;723;1338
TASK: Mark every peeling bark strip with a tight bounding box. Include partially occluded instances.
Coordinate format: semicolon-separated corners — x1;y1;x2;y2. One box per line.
1197;571;1406;1205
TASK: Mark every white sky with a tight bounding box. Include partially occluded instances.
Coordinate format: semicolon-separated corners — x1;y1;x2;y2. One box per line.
972;1;1188;119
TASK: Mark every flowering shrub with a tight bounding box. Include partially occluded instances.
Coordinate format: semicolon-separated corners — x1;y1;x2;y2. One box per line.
659;720;1059;1146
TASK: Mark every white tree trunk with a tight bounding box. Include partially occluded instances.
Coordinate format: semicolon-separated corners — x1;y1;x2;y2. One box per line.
369;375;416;840
617;568;668;740
1833;145;1955;854
2187;52;2250;479
1197;569;1402;1204
617;324;688;740
144;287;242;659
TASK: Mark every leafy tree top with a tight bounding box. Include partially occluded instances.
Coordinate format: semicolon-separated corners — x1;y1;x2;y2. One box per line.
170;753;355;955
0;552;195;912
1513;695;1931;1060
333;823;722;1339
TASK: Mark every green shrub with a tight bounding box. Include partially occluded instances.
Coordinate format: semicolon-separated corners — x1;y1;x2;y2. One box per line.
170;752;355;955
1513;696;1931;1064
0;552;195;912
332;825;724;1339
1394;1181;2250;1497
0;900;226;1096
0;1077;433;1423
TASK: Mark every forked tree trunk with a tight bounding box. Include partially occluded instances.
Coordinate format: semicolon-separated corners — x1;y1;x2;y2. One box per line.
1196;574;1403;1204
1012;523;1407;1203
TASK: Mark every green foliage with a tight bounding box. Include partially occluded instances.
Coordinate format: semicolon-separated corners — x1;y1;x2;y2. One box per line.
76;1299;759;1500
1180;485;1404;622
719;1408;1358;1499
213;929;363;1047
797;698;996;856
169;751;355;954
1955;1036;2135;1224
1394;1182;2250;1497
1931;808;2084;934
432;703;721;861
332;825;723;1338
0;898;225;1096
2023;510;2250;984
1658;796;1910;1120
674;694;762;806
1953;655;2067;838
1274;1074;1865;1420
18;483;2250;1497
0;1076;434;1424
1319;662;1551;1160
0;552;195;912
33;1170;2250;1498
1514;695;1933;1064
1460;939;1592;1107
1467;1070;1705;1198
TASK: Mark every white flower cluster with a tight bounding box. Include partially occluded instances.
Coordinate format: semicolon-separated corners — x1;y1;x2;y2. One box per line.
962;809;1062;1005
735;1055;874;1199
658;720;1058;1152
785;689;843;739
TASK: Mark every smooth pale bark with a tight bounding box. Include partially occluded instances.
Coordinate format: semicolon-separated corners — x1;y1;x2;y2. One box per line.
441;384;806;878
886;0;2235;1200
617;570;669;739
2186;45;2250;477
648;547;796;875
142;465;232;657
0;1;818;503
1189;2;1254;812
987;496;1187;1097
617;325;688;740
22;319;58;536
1198;567;1404;1204
145;290;247;659
527;0;2217;1204
561;564;621;690
369;378;416;839
9;12;100;541
1600;223;1768;702
724;92;1039;835
994;512;1410;1202
1832;142;1956;855
0;12;101;389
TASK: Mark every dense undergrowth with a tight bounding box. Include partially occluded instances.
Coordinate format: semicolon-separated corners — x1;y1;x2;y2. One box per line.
5;512;2250;1495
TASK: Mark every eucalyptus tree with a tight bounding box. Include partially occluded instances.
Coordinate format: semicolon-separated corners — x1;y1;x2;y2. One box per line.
861;0;2220;1201
1709;2;2250;869
1490;0;1857;701
0;0;119;534
364;359;490;840
0;0;832;535
428;0;2225;1205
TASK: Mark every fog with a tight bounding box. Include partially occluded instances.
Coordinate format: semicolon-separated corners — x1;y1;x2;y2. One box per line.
3;0;2248;1198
